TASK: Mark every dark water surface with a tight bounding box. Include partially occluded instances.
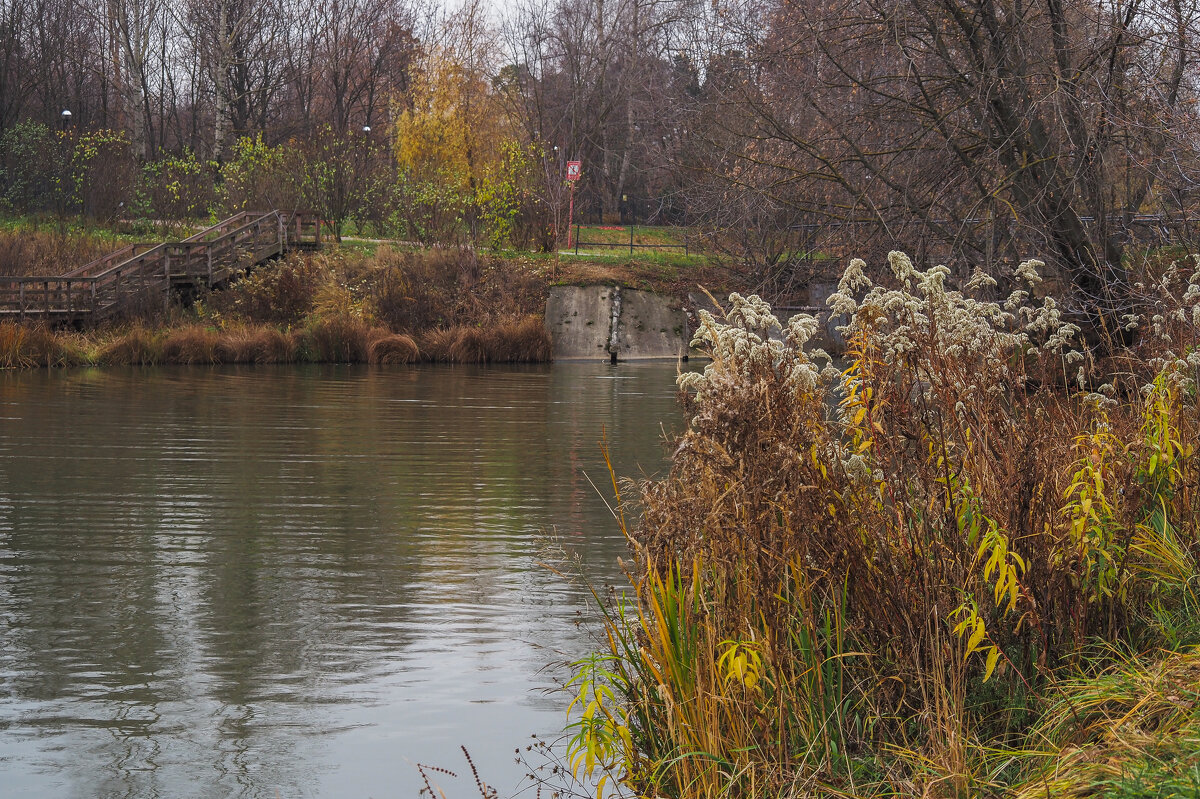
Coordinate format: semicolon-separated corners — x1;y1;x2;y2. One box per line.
0;363;686;798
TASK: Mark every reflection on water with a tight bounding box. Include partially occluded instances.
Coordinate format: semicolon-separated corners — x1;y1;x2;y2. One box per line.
0;363;687;798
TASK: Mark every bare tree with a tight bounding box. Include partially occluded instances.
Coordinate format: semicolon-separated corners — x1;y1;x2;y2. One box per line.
183;0;288;158
686;0;1200;313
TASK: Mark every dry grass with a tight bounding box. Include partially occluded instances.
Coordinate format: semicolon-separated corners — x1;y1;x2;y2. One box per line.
297;315;375;363
95;326;161;365
160;325;219;364
0;228;119;277
214;325;296;363
0;317;549;367
195;247;554;364
570;253;1200;799
365;246;549;332
491;315;553;362
0;321;84;367
420;316;552;363
1013;647;1200;798
368;333;420;364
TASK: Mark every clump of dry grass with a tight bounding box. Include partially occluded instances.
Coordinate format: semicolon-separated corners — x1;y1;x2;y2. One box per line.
368;333;420;364
214;325;295;363
160;325;219;364
296;315;375;363
0;321;86;367
421;316;552;363
95;325;162;365
1013;647;1200;798
492;315;553;362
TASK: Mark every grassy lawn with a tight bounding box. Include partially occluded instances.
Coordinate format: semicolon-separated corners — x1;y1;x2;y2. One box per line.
567;223;693;254
1;214;736;295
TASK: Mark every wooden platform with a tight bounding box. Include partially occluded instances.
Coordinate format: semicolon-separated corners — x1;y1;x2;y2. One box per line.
0;210;320;324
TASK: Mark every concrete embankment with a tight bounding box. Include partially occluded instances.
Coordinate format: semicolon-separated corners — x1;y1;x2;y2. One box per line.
545;286;690;361
545;284;847;361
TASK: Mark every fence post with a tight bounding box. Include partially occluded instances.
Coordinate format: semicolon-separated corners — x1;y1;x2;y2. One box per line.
630;225;634;256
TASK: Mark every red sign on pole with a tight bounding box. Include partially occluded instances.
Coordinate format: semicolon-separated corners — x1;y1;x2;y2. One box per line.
566;161;582;181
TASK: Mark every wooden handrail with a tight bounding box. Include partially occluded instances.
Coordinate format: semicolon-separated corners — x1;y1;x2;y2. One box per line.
0;210;317;322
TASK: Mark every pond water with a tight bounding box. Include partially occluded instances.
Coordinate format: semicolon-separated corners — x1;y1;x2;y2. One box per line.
0;362;689;799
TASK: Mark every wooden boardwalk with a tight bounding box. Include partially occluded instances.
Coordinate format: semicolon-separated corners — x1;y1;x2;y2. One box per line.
0;210;320;324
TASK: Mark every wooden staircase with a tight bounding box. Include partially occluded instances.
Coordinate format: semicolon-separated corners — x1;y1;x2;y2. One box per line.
0;210;321;325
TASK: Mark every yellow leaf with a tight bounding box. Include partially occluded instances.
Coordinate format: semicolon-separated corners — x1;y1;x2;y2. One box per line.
967;620;986;653
984;646;1001;681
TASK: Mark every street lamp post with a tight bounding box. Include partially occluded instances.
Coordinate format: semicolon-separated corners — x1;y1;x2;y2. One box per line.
56;110;73;229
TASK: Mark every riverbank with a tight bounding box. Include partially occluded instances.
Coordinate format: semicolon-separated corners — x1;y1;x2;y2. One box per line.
0;219;740;368
567;252;1200;799
0;315;553;367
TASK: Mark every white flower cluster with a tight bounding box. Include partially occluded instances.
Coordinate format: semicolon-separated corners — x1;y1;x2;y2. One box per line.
1133;254;1200;391
824;252;1074;399
678;293;828;402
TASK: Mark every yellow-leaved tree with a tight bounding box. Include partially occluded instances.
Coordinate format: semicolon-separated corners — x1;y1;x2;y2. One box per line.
391;0;510;243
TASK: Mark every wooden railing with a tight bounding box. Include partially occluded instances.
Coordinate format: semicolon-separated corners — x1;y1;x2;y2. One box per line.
0;210;320;324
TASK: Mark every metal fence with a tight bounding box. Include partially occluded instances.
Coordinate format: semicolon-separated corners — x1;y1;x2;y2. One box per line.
572;224;690;256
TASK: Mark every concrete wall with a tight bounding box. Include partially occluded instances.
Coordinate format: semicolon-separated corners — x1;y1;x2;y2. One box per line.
545;285;614;360
546;285;689;361
546;284;845;361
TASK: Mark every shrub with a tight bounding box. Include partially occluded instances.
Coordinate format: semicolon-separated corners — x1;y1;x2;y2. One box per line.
573;253;1200;798
205;253;322;325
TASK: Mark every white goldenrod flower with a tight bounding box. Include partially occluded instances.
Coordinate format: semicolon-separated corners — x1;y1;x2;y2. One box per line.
966;267;998;291
1015;259;1044;285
